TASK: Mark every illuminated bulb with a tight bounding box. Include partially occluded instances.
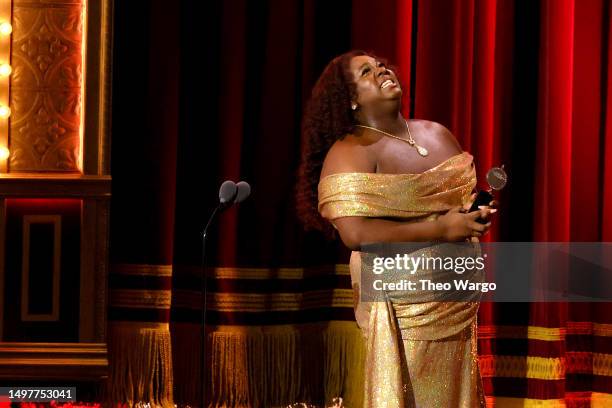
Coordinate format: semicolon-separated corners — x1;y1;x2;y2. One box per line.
0;64;11;76
0;147;8;160
0;22;11;36
0;106;10;118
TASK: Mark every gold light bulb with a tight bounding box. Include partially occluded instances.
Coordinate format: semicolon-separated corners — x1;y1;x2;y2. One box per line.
0;22;12;36
0;64;11;76
0;146;9;160
0;105;11;118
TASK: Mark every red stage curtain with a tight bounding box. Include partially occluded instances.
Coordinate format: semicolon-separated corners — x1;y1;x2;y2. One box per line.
402;0;612;405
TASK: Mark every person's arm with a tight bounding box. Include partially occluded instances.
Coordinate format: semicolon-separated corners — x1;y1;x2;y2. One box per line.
332;207;492;251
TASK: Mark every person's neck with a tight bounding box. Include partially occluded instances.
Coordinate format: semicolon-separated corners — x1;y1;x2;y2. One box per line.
358;110;406;137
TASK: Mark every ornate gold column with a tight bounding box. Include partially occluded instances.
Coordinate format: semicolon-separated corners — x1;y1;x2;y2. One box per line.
0;0;112;383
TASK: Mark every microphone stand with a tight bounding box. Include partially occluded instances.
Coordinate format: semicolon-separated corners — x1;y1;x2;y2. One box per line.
200;204;223;408
197;180;248;408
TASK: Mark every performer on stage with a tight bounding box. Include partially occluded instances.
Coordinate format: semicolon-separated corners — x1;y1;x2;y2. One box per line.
297;50;497;407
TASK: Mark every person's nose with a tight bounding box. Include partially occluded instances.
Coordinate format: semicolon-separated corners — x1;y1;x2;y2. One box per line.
376;65;389;77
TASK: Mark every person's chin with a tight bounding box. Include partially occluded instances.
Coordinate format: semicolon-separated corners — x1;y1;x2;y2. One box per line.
380;89;402;101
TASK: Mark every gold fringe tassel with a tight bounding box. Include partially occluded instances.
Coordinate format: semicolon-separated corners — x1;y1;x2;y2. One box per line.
172;322;365;408
107;322;174;407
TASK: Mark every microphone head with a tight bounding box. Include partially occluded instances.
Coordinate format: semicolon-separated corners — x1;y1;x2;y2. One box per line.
219;180;238;204
234;181;251;204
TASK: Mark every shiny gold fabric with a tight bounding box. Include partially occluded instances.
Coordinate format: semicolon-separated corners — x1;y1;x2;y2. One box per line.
318;152;485;407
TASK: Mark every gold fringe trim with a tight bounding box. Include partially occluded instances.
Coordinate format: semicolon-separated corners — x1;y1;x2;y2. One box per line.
112;264;173;277
171;322;365;408
479;355;565;380
107;321;173;407
110;289;172;309
593;353;612;376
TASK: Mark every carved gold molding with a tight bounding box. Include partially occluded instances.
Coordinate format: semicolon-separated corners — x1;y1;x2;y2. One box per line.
9;0;86;172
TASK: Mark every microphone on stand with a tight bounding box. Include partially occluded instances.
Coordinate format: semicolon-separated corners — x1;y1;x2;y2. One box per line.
234;181;251;204
218;180;238;209
200;180;250;408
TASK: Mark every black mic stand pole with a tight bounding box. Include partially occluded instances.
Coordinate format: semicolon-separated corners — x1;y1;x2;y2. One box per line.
200;204;222;408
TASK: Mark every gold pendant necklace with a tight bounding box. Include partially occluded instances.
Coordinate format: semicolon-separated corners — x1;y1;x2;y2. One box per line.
355;120;429;157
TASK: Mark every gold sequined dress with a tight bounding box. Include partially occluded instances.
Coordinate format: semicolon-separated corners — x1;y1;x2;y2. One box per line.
318;152;486;408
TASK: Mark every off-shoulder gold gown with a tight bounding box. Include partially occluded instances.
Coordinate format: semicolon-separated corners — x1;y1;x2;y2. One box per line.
318;152;486;408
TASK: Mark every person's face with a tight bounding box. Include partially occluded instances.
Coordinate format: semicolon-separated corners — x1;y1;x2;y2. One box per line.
349;55;402;110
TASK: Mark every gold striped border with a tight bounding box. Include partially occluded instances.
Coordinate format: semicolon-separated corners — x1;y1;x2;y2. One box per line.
479;355;566;380
111;264;172;277
566;321;612;337
109;321;169;330
179;320;361;334
566;351;593;374
568;321;593;335
483;352;612;377
172;289;354;312
479;323;612;340
485;396;566;408
479;325;564;341
486;393;612;408
592;392;612;407
110;289;171;309
173;264;350;279
528;326;565;341
595;323;612;337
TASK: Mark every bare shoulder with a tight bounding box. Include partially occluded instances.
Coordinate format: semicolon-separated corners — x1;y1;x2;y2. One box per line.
412;119;463;151
320;135;376;180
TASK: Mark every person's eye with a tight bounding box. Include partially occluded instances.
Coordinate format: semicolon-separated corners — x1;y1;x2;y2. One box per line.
361;67;371;76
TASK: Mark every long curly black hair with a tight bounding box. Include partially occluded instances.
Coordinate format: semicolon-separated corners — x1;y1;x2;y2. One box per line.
296;50;370;235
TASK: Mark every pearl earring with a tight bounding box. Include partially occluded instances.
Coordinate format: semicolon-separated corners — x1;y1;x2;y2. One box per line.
351;103;358;111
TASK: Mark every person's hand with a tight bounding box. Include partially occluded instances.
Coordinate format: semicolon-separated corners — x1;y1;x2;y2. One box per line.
476;199;499;224
437;206;493;241
462;193;498;225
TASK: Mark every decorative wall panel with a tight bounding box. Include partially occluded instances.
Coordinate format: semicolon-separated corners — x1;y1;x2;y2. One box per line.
9;0;84;172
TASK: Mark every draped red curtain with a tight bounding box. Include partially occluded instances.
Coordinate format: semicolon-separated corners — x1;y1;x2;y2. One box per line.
396;0;612;405
110;0;612;406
